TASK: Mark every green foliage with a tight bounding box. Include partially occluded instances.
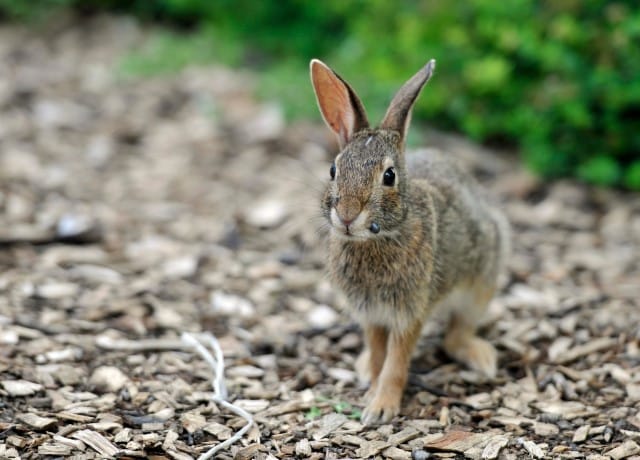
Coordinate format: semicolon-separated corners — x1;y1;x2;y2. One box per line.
304;406;321;420
0;0;72;20
2;0;640;189
117;27;241;77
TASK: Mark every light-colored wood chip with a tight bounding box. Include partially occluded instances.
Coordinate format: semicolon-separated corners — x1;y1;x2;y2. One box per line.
481;434;510;459
572;424;590;443
311;413;347;440
382;445;411;460
16;413;57;430
424;430;489;453
534;422;559;436
517;438;545;459
38;443;72;455
203;422;233;440
71;429;119;457
552;337;618;364
53;434;85;451
1;380;43;397
295;438;312;457
388;427;420;446
606;440;640;460
532;400;595;420
180;412;207;434
355;440;391;458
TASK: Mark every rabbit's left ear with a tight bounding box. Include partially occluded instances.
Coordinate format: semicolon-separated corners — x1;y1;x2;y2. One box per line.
380;59;435;141
310;59;369;148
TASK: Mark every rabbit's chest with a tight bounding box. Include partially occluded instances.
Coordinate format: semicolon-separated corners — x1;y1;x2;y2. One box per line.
329;237;431;317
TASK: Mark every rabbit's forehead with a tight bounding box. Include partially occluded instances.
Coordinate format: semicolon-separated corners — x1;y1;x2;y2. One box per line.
337;131;399;170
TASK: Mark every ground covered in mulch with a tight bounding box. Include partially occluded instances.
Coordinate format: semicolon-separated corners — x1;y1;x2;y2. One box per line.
0;15;639;460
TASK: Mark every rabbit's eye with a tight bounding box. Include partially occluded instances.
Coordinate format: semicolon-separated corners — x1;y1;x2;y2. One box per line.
330;162;336;180
383;167;395;186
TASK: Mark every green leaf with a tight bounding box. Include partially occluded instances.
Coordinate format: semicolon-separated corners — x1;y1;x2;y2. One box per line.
577;156;621;187
623;161;640;190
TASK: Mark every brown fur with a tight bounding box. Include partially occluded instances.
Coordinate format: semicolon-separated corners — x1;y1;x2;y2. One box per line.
310;59;510;424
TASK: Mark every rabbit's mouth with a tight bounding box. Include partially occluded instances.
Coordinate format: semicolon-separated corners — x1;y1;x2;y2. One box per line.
330;208;374;239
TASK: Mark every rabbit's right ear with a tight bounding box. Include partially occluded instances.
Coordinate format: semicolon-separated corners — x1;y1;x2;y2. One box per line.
310;59;369;148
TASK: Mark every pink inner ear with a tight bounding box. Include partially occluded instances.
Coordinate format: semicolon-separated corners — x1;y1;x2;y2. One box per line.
312;63;355;145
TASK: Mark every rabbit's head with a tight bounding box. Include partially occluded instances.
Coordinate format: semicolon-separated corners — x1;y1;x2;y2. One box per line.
311;59;435;240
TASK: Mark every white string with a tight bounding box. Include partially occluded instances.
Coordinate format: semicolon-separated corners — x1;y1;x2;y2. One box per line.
181;332;254;459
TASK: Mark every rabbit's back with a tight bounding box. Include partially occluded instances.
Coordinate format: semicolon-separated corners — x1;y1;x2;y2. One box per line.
406;148;509;304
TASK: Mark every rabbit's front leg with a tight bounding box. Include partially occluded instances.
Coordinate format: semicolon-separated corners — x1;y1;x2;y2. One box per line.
361;320;422;425
360;324;388;401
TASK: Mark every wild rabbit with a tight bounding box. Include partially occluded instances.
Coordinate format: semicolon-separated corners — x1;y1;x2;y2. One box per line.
310;58;510;424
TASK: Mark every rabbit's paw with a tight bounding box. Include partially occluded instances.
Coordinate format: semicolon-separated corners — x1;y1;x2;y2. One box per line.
446;335;497;379
363;381;378;404
361;391;400;425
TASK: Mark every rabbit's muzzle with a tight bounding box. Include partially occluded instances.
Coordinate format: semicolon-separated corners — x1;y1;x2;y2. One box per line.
330;195;372;237
335;195;361;226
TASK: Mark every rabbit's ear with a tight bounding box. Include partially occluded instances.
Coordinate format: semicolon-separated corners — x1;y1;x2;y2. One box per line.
380;59;435;141
310;59;369;148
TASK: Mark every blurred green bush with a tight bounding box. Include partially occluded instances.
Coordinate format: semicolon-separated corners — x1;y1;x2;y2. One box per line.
2;0;639;189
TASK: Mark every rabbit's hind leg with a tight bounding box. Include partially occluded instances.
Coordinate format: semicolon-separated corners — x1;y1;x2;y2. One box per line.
442;283;498;378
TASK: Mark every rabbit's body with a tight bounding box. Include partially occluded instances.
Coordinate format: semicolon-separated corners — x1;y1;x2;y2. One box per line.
310;59;509;424
327;144;507;333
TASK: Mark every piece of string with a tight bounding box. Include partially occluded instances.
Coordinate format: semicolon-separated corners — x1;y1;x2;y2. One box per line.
181;332;254;459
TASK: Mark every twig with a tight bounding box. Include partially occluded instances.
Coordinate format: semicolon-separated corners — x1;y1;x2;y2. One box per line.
181;332;254;459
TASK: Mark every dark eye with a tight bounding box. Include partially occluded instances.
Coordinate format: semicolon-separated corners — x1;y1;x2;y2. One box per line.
330;162;336;180
383;167;395;186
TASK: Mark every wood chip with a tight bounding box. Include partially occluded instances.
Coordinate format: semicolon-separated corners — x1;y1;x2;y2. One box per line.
340;434;365;446
534;422;560;436
53;434;85;451
204;422;233;440
311;413;347;440
388;427;421;445
464;392;495;410
38;443;72;455
1;380;43;396
234;399;270;413
162;429;179;451
355;440;391;458
234;443;261;460
55;411;94;423
481;434;510;459
552;337;618;364
533;400;595;420
71;429;119;457
382;445;411;459
606;441;640;460
626;383;640;402
114;428;132;443
16;413;57;430
295;438;312;457
180;412;207;433
89;366;129;393
6;436;26;448
425;430;488;453
517;438;545;459
572;425;590;443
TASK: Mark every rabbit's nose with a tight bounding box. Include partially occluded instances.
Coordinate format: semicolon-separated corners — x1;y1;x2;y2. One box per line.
339;216;354;227
336;196;361;226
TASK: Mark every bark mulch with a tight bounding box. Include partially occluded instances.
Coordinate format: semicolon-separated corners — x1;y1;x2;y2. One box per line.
0;15;639;460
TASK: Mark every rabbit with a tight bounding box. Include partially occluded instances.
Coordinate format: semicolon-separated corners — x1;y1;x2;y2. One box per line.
309;58;510;425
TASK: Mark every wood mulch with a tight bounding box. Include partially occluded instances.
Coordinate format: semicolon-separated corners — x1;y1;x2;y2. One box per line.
0;15;638;460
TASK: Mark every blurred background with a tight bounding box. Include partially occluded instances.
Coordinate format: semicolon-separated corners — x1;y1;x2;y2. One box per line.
2;0;638;189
